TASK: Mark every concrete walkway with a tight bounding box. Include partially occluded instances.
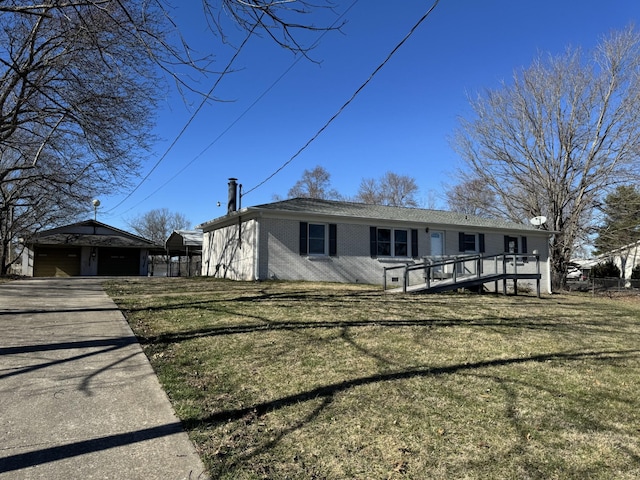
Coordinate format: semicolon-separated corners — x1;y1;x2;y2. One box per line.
0;278;209;480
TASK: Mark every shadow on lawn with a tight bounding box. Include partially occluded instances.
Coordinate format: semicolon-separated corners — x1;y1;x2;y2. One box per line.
186;347;640;477
137;313;635;346
183;348;640;431
119;290;637;346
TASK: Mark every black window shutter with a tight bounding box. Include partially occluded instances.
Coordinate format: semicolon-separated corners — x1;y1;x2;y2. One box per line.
521;236;528;254
458;232;465;252
299;222;308;255
411;229;419;258
329;224;337;256
370;227;377;258
503;235;509;253
479;233;485;253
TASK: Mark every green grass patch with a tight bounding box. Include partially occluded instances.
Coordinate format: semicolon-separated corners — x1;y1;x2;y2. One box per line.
104;278;640;479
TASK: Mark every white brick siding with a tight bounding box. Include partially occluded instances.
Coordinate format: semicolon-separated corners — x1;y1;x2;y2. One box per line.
202;219;256;280
201;209;552;293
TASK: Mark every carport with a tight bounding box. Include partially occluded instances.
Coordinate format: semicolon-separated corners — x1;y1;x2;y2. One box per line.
164;229;203;276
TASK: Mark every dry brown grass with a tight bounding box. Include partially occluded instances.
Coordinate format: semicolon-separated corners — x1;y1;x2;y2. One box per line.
105;278;640;479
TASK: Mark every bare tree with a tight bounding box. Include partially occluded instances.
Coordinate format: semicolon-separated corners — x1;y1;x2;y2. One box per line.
445;178;496;217
202;1;341;60
0;1;339;274
127;208;190;245
0;2;165;274
288;165;340;200
451;26;640;290
356;172;419;207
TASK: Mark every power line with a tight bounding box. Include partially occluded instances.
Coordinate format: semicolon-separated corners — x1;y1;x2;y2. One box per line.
113;1;360;216
105;15;262;214
242;0;441;198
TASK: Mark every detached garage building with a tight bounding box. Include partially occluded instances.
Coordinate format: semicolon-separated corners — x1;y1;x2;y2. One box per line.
22;220;162;277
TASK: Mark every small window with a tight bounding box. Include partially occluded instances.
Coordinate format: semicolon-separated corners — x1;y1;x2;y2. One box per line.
377;228;391;256
458;232;485;253
300;222;337;256
308;223;326;255
462;233;476;252
394;230;408;257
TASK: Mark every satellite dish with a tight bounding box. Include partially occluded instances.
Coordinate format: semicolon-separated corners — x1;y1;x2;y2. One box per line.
529;216;547;227
92;199;101;207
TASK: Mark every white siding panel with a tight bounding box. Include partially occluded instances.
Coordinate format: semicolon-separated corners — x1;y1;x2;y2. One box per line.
202;220;256;280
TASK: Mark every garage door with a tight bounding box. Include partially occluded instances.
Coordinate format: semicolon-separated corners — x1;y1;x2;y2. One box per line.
34;247;81;277
98;248;140;276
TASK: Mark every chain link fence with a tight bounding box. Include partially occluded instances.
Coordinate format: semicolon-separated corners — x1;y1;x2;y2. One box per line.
149;256;201;277
567;276;640;293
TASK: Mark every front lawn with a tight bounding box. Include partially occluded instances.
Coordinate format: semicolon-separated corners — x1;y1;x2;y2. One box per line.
105;278;640;479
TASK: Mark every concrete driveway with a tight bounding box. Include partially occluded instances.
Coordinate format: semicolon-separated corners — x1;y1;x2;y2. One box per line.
0;277;209;479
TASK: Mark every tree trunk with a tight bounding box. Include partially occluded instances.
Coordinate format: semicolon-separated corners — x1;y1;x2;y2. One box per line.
550;237;569;292
0;241;9;276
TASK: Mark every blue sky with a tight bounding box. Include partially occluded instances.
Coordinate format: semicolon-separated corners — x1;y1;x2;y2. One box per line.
100;0;639;231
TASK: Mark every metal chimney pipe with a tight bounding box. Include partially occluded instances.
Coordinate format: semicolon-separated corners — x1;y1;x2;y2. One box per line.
227;178;238;214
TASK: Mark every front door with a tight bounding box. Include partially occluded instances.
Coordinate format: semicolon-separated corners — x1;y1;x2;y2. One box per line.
430;231;444;275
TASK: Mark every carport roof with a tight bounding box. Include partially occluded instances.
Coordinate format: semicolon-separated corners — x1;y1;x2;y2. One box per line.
27;219;164;251
165;230;203;256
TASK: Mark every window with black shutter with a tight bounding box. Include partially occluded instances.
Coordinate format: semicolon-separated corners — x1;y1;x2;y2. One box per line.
300;222;335;256
459;232;478;252
308;224;325;254
370;227;415;257
458;232;484;253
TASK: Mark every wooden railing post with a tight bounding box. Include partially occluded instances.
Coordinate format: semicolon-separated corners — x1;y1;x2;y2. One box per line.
535;253;541;298
453;257;458;283
383;266;387;291
424;259;431;289
403;265;408;293
502;255;507;295
513;254;518;295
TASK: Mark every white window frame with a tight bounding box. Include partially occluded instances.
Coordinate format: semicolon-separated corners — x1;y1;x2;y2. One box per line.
307;223;328;256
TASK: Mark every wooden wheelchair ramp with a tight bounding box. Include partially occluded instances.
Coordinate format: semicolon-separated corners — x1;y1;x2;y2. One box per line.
384;254;542;297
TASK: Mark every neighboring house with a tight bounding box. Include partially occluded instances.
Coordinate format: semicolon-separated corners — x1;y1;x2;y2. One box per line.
164;229;203;277
21;219;162;277
576;240;640;281
606;240;640;280
198;183;553;293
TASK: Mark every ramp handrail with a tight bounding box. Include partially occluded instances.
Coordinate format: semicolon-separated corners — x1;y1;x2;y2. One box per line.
383;253;541;295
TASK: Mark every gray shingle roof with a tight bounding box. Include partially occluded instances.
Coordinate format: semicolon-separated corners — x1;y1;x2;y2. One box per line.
249;198;541;232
